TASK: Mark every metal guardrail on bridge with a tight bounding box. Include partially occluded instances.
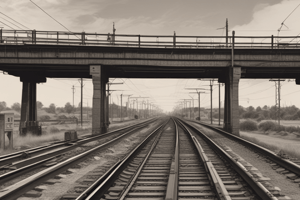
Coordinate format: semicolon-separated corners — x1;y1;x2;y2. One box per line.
1;29;300;49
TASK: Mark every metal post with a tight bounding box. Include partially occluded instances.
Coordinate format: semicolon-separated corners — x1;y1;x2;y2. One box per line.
57;32;59;45
120;94;123;122
138;35;140;48
0;29;2;43
32;30;36;44
173;31;176;48
232;31;235;67
271;35;274;49
81;32;85;45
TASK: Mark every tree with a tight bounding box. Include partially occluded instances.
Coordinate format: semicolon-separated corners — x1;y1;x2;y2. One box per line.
0;101;7;112
256;106;262;112
248;106;255;112
36;101;43;109
11;102;21;112
64;102;74;114
47;103;56;114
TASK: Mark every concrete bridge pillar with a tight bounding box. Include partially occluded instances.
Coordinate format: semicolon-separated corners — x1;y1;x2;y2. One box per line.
223;67;241;136
19;76;46;135
90;65;108;134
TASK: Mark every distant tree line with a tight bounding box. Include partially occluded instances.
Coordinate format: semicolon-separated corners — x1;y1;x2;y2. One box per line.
0;101;91;115
239;105;300;121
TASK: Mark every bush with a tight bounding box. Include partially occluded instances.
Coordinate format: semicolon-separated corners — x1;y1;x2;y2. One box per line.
39;115;51;121
285;126;300;133
49;126;60;133
258;121;277;132
58;115;68;119
196;117;200;120
240;120;258;131
256;115;265;122
134;115;138;119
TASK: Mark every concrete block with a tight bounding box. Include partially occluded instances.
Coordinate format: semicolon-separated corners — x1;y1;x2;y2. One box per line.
293;178;300;183
44;179;60;185
276;168;285;173
64;131;78;142
285;173;298;180
34;185;48;191
23;190;42;197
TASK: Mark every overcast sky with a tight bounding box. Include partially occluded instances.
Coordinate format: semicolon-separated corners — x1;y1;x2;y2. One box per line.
1;0;300;112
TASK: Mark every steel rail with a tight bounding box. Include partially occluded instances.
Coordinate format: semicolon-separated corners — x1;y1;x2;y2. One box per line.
192;120;300;179
0;118;163;200
0;119;157;185
165;117;179;200
76;119;170;200
0;118;156;167
178;118;278;200
175;118;231;200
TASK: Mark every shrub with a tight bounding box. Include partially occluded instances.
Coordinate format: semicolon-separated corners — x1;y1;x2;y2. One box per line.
49;126;60;133
134;115;138;119
258;121;277;132
285;126;300;133
256;114;265;122
240;120;258;131
196;117;200;120
39;115;51;121
58;115;68;119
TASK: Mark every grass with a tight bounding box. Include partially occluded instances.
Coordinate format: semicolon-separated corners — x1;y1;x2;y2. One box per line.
240;131;300;160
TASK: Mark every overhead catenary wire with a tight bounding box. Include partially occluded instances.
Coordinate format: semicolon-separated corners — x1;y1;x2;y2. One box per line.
277;2;300;36
29;0;80;39
0;20;15;30
0;12;31;30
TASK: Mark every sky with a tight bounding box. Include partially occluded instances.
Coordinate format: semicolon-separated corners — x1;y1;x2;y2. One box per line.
1;0;300;112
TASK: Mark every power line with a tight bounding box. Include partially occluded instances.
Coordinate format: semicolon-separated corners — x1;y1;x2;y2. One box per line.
29;0;80;39
0;16;23;30
0;12;30;30
277;2;300;36
0;20;15;30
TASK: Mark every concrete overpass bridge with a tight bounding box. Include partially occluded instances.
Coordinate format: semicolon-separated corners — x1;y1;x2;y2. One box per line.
1;29;300;136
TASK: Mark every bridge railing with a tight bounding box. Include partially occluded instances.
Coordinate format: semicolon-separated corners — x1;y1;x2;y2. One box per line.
1;29;300;49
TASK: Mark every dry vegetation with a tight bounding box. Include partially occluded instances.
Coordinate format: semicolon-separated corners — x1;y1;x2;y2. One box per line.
0;119;142;156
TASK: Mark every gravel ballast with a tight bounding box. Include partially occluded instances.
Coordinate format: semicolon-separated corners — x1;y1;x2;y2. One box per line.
192;123;300;200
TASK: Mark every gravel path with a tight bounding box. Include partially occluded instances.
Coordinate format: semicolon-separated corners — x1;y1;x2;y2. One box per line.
193;123;300;200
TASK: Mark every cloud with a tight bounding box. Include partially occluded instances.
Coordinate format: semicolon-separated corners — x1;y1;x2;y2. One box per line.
232;0;300;36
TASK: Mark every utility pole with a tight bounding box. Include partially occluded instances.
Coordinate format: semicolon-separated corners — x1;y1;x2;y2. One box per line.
219;83;221;125
106;81;123;122
81;78;83;127
270;79;285;125
120;94;132;121
226;18;228;47
186;88;208;120
189;95;195;119
210;80;213;124
71;85;75;107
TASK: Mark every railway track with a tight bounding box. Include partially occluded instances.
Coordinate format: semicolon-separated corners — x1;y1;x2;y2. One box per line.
0;117;163;199
188;119;300;182
75;117;278;200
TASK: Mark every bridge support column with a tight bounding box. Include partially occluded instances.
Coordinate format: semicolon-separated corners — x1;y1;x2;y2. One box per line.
19;76;46;136
90;65;108;135
223;67;241;136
